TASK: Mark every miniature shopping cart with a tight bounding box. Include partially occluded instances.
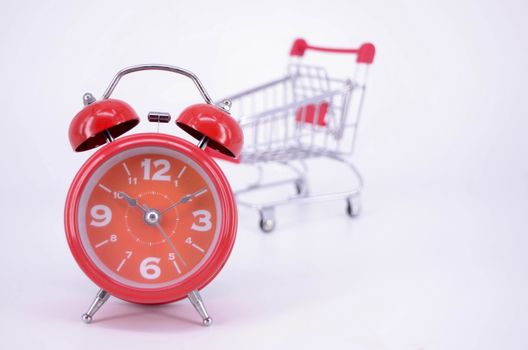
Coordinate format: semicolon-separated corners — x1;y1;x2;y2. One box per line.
220;38;375;232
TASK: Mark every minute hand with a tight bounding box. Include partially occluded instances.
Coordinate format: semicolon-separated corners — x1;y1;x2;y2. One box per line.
161;187;207;214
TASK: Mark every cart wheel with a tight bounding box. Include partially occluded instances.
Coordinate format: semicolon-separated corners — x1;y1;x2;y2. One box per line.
259;218;276;233
258;207;275;233
346;197;360;218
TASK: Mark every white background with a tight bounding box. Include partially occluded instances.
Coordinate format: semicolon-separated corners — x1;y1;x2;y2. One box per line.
0;0;527;349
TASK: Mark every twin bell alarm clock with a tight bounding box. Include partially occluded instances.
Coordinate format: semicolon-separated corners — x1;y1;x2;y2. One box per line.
64;64;243;326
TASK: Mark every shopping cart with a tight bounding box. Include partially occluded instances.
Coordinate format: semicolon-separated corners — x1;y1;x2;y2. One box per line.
220;38;375;232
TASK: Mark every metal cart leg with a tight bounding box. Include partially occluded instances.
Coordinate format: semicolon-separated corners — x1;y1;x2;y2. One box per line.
286;161;310;196
346;195;361;217
340;157;363;218
294;179;306;195
237;157;364;230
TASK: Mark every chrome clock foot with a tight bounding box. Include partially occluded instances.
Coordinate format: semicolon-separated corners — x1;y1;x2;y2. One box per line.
82;289;110;324
188;290;213;327
202;317;213;327
81;313;92;324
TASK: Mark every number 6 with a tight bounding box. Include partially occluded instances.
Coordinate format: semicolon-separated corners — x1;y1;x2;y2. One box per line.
139;257;161;280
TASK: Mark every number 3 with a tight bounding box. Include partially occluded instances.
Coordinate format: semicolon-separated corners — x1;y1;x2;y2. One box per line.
191;210;212;231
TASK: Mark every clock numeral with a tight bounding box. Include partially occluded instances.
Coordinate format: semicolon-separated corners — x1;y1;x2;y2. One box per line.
191;210;212;232
168;254;182;274
116;251;133;272
139;257;161;280
141;158;171;181
128;177;138;185
185;237;205;253
90;205;112;227
95;234;117;249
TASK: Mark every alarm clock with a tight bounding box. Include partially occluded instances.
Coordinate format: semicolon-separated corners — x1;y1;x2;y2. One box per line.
64;64;243;326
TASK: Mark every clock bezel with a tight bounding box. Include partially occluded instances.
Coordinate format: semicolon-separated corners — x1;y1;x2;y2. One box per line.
65;133;237;304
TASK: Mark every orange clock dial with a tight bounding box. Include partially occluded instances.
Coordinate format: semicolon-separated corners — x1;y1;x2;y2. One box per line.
77;146;221;289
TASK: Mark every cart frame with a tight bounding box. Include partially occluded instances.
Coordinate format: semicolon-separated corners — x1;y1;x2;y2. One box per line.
222;38;375;232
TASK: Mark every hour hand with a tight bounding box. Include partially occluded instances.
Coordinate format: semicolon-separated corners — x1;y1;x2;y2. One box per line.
117;192;147;213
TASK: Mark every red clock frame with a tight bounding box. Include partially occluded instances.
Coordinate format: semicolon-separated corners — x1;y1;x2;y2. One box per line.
64;132;237;304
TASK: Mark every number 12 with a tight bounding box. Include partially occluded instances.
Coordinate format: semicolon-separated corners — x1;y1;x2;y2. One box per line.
141;159;171;181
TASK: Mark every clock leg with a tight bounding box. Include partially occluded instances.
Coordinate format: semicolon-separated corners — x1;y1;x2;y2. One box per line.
187;290;213;326
81;289;111;324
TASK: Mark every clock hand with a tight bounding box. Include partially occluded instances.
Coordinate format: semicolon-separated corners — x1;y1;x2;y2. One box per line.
138;202;186;267
117;192;147;213
161;187;208;214
153;222;187;267
119;194;188;268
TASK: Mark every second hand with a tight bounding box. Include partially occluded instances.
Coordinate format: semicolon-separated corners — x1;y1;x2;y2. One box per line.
153;222;187;267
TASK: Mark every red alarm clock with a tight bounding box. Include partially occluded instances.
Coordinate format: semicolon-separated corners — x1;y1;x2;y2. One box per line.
64;64;243;326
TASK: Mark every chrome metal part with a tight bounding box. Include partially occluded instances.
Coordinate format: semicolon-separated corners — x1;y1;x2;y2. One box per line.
83;92;96;106
102;64;214;105
346;195;361;217
197;136;209;150
82;289;110;324
144;209;161;225
148;111;172;123
104;129;114;143
220;57;371;230
188;290;213;326
258;206;276;233
218;99;232;112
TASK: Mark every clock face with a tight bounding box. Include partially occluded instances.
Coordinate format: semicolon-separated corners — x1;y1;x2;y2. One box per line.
77;145;222;289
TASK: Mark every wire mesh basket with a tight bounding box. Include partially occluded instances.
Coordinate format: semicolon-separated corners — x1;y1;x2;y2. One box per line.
221;38;375;232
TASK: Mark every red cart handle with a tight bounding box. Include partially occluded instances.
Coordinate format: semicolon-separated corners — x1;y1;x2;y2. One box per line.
289;38;375;64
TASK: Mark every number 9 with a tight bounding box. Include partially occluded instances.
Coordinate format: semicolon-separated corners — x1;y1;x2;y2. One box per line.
90;205;112;227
